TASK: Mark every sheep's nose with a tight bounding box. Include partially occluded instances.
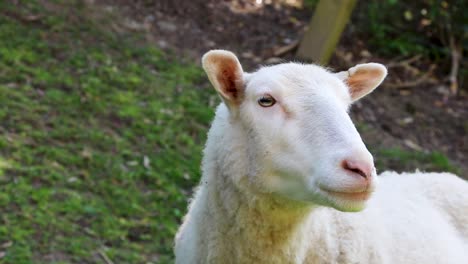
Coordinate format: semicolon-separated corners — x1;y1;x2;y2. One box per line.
341;159;373;179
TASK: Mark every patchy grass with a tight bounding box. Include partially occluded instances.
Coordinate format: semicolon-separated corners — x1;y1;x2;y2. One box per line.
0;1;216;263
374;148;460;175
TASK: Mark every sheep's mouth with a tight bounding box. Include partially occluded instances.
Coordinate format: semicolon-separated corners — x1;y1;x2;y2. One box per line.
320;188;373;202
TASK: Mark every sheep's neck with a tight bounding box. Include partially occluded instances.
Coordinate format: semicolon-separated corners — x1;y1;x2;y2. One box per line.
208;175;313;263
201;116;314;263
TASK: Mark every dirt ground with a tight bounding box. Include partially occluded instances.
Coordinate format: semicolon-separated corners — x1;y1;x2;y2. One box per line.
94;0;467;176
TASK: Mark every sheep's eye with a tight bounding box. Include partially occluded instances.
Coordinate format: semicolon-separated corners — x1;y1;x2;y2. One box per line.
258;95;276;107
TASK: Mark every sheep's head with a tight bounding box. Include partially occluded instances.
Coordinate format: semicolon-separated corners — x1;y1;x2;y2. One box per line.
202;50;387;212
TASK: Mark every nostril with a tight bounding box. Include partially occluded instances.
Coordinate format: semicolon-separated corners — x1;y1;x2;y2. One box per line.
342;160;371;179
348;166;367;178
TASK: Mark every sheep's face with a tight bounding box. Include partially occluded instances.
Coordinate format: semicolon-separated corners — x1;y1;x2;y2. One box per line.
203;50;387;212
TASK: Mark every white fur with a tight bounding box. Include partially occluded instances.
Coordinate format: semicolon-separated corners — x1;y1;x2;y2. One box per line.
174;50;468;264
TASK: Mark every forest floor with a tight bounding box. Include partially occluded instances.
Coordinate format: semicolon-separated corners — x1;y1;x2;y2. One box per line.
0;0;466;263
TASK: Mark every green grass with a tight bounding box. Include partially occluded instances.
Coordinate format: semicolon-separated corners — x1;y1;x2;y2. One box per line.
0;1;216;263
375;148;460;175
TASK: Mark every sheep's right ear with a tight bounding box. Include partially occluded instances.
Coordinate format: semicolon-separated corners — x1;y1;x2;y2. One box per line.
202;50;245;110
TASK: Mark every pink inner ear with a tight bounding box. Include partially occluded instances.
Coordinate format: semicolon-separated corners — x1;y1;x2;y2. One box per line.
220;69;238;99
216;60;243;103
346;74;368;98
346;68;382;99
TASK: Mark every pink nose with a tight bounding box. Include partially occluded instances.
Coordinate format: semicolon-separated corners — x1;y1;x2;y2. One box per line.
341;159;373;179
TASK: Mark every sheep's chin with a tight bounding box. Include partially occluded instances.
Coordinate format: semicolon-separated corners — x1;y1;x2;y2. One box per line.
316;189;373;212
258;173;374;212
277;186;373;212
269;188;371;212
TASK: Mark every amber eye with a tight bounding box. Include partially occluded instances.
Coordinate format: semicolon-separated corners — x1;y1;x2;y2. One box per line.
258;95;276;107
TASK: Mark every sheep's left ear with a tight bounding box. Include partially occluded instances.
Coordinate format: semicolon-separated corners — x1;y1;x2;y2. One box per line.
335;63;387;101
202;50;245;110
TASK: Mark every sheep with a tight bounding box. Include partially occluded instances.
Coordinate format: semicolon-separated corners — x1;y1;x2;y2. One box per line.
174;50;468;264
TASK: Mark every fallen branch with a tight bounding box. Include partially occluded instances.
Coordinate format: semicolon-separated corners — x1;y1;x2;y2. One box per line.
98;249;115;264
385;65;436;89
387;55;422;76
448;35;461;95
273;40;300;57
387;55;422;68
1;11;43;24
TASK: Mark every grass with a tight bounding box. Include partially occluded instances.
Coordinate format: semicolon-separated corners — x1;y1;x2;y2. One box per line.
0;1;216;263
374;148;460;175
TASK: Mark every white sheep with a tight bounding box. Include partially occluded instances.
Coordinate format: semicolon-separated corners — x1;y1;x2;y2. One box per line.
174;50;468;264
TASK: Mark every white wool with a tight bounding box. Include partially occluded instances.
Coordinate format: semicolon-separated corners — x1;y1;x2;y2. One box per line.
174;50;468;264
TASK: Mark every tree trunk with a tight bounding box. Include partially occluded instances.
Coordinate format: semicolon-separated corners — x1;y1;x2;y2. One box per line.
296;0;357;64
